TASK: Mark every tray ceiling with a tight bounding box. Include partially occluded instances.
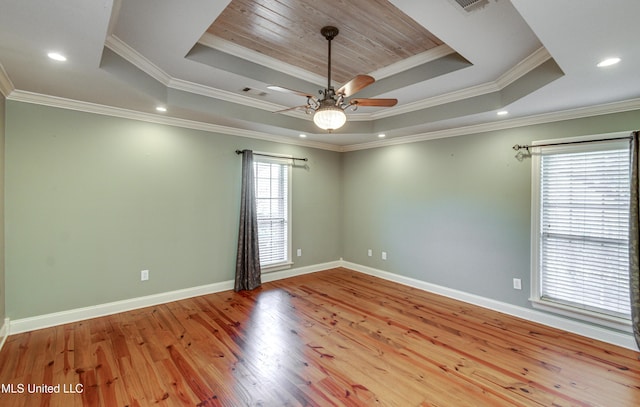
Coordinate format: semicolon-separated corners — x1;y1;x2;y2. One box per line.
207;0;444;84
0;0;639;150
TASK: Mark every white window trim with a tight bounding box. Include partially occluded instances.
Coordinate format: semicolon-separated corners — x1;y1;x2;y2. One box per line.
529;132;633;333
254;151;293;273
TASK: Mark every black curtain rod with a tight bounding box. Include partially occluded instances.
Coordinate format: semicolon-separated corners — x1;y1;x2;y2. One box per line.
235;149;308;162
513;135;633;151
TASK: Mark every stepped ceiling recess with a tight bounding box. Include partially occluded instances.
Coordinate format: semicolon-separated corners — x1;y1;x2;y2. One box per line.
0;0;639;151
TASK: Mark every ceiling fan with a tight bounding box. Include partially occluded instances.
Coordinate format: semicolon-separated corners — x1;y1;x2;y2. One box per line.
268;26;398;132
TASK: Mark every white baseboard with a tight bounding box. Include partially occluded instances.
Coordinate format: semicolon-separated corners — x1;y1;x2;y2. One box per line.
9;280;234;335
8;260;341;335
7;259;638;351
262;260;340;283
0;318;9;351
342;261;639;351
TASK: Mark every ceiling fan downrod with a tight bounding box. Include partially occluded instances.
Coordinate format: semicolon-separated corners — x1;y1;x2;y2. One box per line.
320;26;339;99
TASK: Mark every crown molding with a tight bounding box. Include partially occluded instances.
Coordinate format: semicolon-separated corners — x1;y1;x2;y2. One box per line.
105;35;316;117
198;33;327;87
366;45;456;80
0;62;15;97
8;89;639;154
372;81;500;119
104;35;172;85
168;79;373;122
495;46;551;88
341;98;640;151
371;47;551;120
170;77;318;121
200;32;459;93
106;0;123;38
198;35;456;86
168;77;287;112
103;36;555;124
7;90;342;152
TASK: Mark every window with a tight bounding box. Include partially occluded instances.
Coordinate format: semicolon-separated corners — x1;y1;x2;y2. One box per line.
531;134;631;328
254;155;291;271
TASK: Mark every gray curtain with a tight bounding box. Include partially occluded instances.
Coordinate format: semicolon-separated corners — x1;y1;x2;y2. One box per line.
629;131;640;348
235;150;261;291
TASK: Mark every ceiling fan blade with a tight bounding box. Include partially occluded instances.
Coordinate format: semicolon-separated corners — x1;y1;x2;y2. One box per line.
267;85;316;99
337;75;375;97
349;98;398;107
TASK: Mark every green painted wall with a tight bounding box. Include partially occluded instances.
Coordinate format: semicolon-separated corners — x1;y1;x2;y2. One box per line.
5;99;640;322
0;94;5;324
342;110;640;308
4;101;342;319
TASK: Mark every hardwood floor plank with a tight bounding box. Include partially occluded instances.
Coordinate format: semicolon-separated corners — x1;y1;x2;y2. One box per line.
300;269;638;404
1;268;639;406
284;282;526;405
154;358;202;405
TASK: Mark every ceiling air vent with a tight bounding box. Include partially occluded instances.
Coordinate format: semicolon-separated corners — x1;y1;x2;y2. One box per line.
453;0;489;12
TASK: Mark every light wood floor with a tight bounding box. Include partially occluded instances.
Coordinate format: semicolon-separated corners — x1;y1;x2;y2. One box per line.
1;268;639;406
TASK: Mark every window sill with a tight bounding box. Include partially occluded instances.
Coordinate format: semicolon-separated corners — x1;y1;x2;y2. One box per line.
530;297;632;333
260;261;293;274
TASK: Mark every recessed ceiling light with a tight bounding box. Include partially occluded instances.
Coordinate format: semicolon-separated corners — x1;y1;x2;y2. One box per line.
155;106;167;112
378;133;386;138
497;110;509;116
47;52;67;62
299;134;307;138
597;57;621;67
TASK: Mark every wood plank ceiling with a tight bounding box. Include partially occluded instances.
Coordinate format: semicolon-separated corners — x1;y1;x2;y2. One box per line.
207;0;445;84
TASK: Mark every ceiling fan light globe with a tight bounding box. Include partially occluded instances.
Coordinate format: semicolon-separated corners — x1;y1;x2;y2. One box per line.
313;106;346;131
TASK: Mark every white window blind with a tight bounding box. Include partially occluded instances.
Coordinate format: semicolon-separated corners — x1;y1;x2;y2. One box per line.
254;158;290;268
538;144;631;319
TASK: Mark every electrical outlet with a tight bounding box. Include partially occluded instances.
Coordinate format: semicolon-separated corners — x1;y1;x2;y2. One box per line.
297;248;302;257
367;249;372;257
381;251;387;260
141;269;149;281
513;278;521;290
